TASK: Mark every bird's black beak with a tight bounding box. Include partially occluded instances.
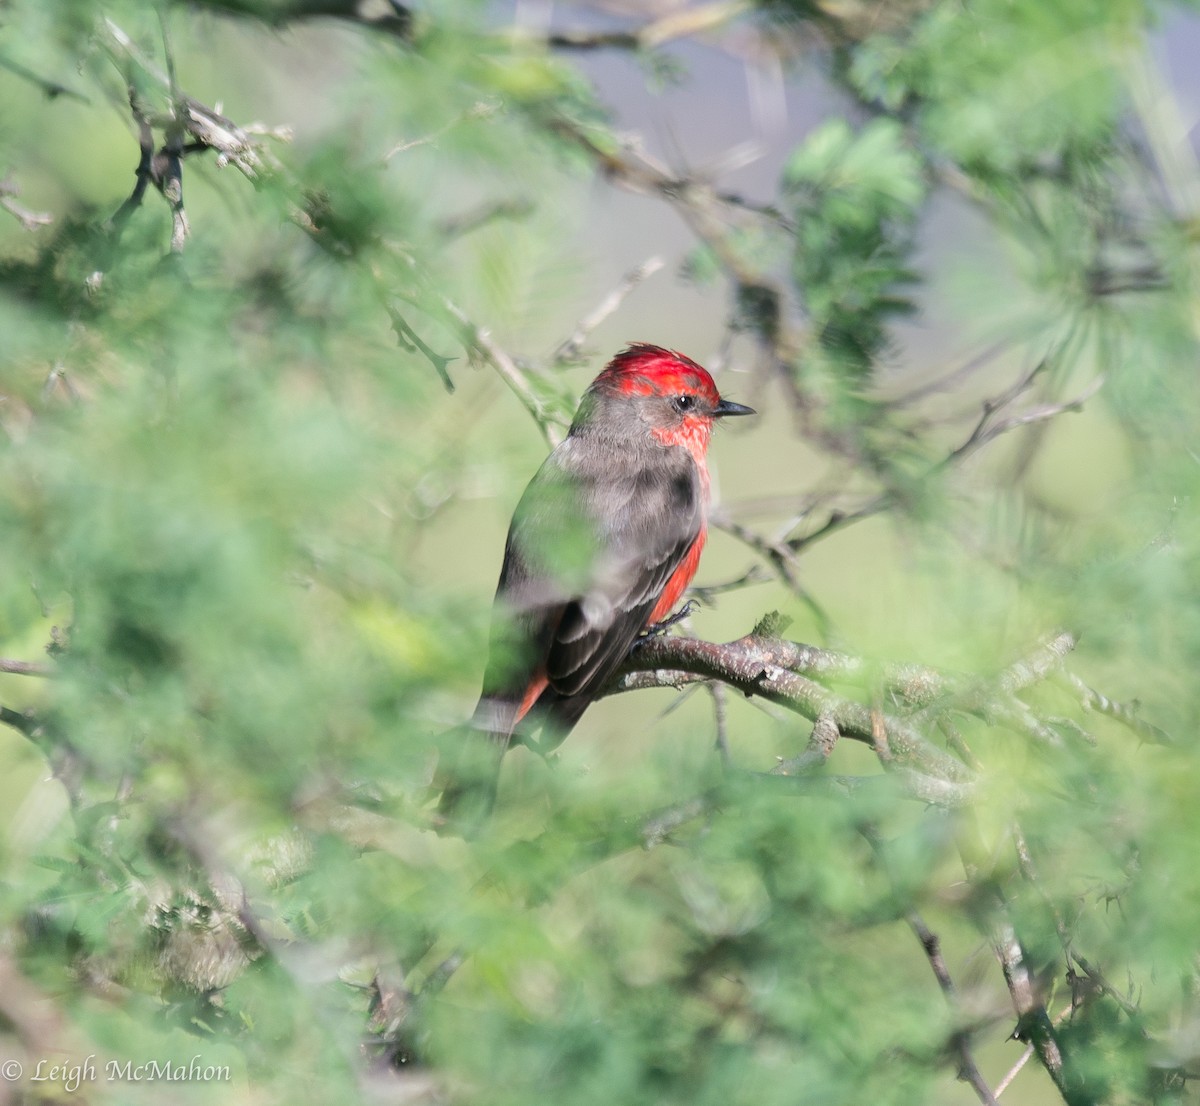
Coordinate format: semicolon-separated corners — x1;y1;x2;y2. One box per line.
714;399;755;418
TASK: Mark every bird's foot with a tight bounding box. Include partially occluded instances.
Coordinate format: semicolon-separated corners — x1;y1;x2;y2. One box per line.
639;599;699;641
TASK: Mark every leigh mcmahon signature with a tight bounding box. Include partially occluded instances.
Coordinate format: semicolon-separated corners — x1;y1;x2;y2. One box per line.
2;1054;232;1092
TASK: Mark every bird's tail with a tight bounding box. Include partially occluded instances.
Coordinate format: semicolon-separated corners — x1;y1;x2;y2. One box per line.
433;698;517;835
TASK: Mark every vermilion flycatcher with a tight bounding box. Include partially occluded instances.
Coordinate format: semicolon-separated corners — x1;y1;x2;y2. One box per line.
439;343;754;822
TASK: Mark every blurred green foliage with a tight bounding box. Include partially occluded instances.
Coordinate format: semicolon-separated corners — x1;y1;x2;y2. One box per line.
783;117;924;383
0;1;1198;1105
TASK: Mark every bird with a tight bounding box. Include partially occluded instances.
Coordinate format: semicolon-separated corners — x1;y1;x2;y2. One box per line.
437;343;754;826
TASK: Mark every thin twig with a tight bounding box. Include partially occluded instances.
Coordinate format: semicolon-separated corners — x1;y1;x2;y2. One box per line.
772;710;839;776
0;53;90;102
388;307;456;392
423;949;466;995
438;197;534;240
784;353;1104;559
943;368;1105;470
0;704;41;736
0;175;52;230
440;297;568;447
688;564;772;604
382;101;497;163
909;634;1084;747
1052;670;1171;744
906;912;1002;1106
994;633;1078;695
642;794;713;847
0;658;54;677
542;1;748;51
711;512;834;636
555;257;665;363
884;338;1015;411
1011;825;1144;1024
106;87;156;243
158;11;190;253
994;1043;1035;1098
708;680;731;768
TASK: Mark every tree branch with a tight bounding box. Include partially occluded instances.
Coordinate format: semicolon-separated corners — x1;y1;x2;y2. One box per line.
439;296;569;447
387;307;456;392
906;911;1002;1106
0;53;90;102
614;630;973;784
1052;670;1171;745
0;174;52;231
0;658;54;677
555;256;665;365
602;623;1161;826
102;18;283;185
541;1;748;52
771;710;839;776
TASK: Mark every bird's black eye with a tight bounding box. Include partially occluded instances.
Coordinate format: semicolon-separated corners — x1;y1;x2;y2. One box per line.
672;394;696;414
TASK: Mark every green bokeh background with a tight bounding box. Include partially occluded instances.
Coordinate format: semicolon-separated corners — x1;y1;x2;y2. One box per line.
1;1;1199;1104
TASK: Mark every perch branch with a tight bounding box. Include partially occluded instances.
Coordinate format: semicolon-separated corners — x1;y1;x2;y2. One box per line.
613;630;973;784
601;623;1160;824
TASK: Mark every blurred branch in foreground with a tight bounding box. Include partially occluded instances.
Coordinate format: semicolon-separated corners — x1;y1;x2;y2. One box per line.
0;2;1196;1105
2;613;1161;1104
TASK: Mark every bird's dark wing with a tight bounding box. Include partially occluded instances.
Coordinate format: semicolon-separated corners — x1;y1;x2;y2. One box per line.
544;523;695;699
479;434;703;740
